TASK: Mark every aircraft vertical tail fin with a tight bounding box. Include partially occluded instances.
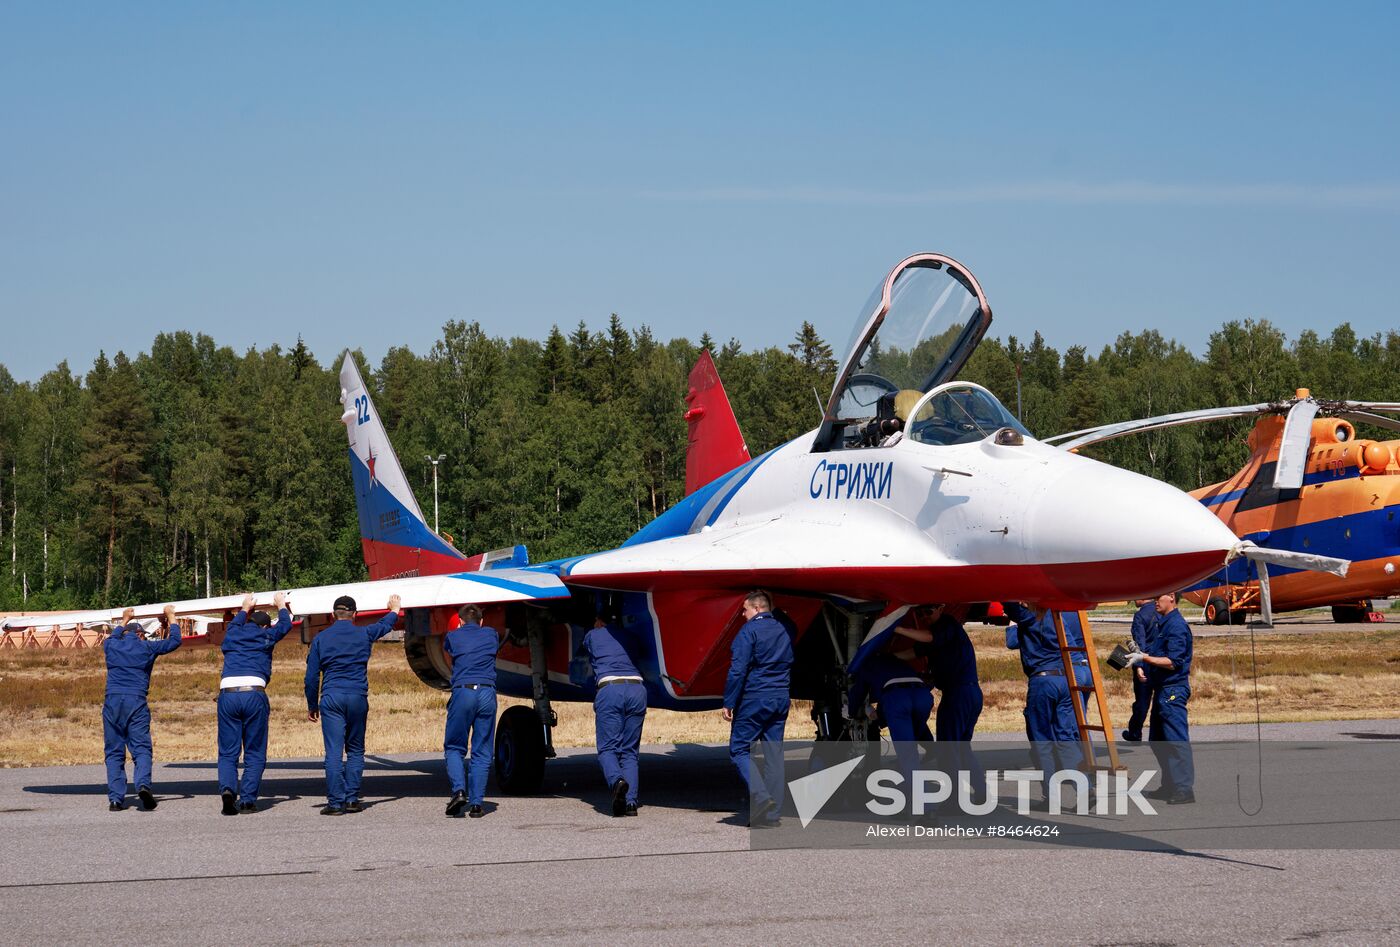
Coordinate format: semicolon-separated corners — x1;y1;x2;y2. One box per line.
684;350;751;495
338;354;470;579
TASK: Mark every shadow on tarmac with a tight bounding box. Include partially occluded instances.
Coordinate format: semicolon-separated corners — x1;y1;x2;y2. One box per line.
21;743;747;816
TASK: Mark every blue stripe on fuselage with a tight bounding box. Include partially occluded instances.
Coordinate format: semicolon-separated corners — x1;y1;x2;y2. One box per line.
702;449;776;528
1183;504;1400;590
442;571;571;598
619;447;779;547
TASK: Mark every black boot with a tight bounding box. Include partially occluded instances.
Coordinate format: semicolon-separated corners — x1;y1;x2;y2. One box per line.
221;789;239;816
446;791;467;818
611;779;629;817
138;787;157;811
468;804;484;818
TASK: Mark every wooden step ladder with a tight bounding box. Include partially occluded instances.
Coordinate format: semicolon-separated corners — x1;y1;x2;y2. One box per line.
1051;609;1125;773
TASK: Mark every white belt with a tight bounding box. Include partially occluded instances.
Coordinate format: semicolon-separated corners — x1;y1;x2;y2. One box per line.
598;675;643;684
883;677;925;689
220;675;267;689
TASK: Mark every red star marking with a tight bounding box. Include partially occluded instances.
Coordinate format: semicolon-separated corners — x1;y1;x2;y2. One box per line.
367;449;378;487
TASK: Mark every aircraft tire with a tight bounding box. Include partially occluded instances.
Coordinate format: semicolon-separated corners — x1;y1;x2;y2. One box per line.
494;705;547;795
1331;602;1371;624
1205;597;1231;626
404;633;451;690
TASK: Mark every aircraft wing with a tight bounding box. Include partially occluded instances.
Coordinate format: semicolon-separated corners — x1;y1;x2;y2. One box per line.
560;517;954;601
0;568;569;631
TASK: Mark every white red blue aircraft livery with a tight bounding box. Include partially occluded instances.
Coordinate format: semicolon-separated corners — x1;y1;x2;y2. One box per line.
4;252;1338;792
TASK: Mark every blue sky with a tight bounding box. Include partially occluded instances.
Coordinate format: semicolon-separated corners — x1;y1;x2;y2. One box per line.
2;2;1397;380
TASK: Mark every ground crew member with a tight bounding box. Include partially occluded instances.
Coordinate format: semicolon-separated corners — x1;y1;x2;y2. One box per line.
1058;610;1095;711
572;610;647;817
1125;592;1194;804
442;604;499;819
914;605;983;742
849;651;931;786
1120;597;1158;742
217;591;293;815
1002;602;1083;782
305;594;402;816
723;590;793;826
102;604;182;811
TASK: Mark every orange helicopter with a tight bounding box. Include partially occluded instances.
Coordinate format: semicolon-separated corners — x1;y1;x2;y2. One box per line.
1049;389;1400;624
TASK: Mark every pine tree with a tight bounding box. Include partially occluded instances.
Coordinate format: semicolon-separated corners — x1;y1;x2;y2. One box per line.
291;334;312;380
789;321;836;374
540;326;571;396
75;352;159;601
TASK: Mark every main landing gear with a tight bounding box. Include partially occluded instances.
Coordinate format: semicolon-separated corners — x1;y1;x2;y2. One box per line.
494;609;556;794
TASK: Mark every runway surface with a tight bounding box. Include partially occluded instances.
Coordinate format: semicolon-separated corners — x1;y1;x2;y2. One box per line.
3;719;1399;945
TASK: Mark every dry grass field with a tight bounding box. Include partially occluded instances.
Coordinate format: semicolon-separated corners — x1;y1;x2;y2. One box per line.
2;626;1399;768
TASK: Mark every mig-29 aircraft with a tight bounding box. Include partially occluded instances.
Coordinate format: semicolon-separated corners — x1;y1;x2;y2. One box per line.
6;253;1337;791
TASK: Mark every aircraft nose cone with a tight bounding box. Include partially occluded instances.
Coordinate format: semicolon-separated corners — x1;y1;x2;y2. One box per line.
1029;458;1238;603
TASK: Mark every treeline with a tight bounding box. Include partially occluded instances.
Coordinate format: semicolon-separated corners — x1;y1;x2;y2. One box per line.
1;316;1398;611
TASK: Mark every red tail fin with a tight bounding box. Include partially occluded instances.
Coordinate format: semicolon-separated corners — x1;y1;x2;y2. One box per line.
684;351;750;494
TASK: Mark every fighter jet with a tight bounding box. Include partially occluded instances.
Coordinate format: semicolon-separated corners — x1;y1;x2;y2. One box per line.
6;253;1337;791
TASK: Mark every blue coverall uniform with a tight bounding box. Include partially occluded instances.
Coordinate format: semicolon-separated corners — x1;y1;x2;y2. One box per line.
724;611;793;817
218;607;293;805
443;621;500;806
850;653;932;784
1123;601;1158;741
1003;603;1084;775
304;612;400;808
922;614;983;742
919;613;985;785
1059;610;1095;709
573;623;648;806
1147;608;1194;794
102;622;182;803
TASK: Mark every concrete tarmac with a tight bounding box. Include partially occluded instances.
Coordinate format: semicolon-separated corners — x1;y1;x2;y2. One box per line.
3;720;1399;945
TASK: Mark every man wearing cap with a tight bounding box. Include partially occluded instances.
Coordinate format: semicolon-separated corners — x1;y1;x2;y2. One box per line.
723;589;793;826
572;609;647;817
102;604;182;811
305;593;403;815
442;604;499;819
1120;597;1158;743
217;591;293;815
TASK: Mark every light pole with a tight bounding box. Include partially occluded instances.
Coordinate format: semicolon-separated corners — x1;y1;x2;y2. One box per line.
425;454;446;534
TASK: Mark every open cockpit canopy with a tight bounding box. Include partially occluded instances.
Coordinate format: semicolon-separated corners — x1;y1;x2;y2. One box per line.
815;253;998;451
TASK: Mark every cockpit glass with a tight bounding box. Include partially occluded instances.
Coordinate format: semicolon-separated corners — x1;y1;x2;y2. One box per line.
907;385;1029;446
830;262;983;425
